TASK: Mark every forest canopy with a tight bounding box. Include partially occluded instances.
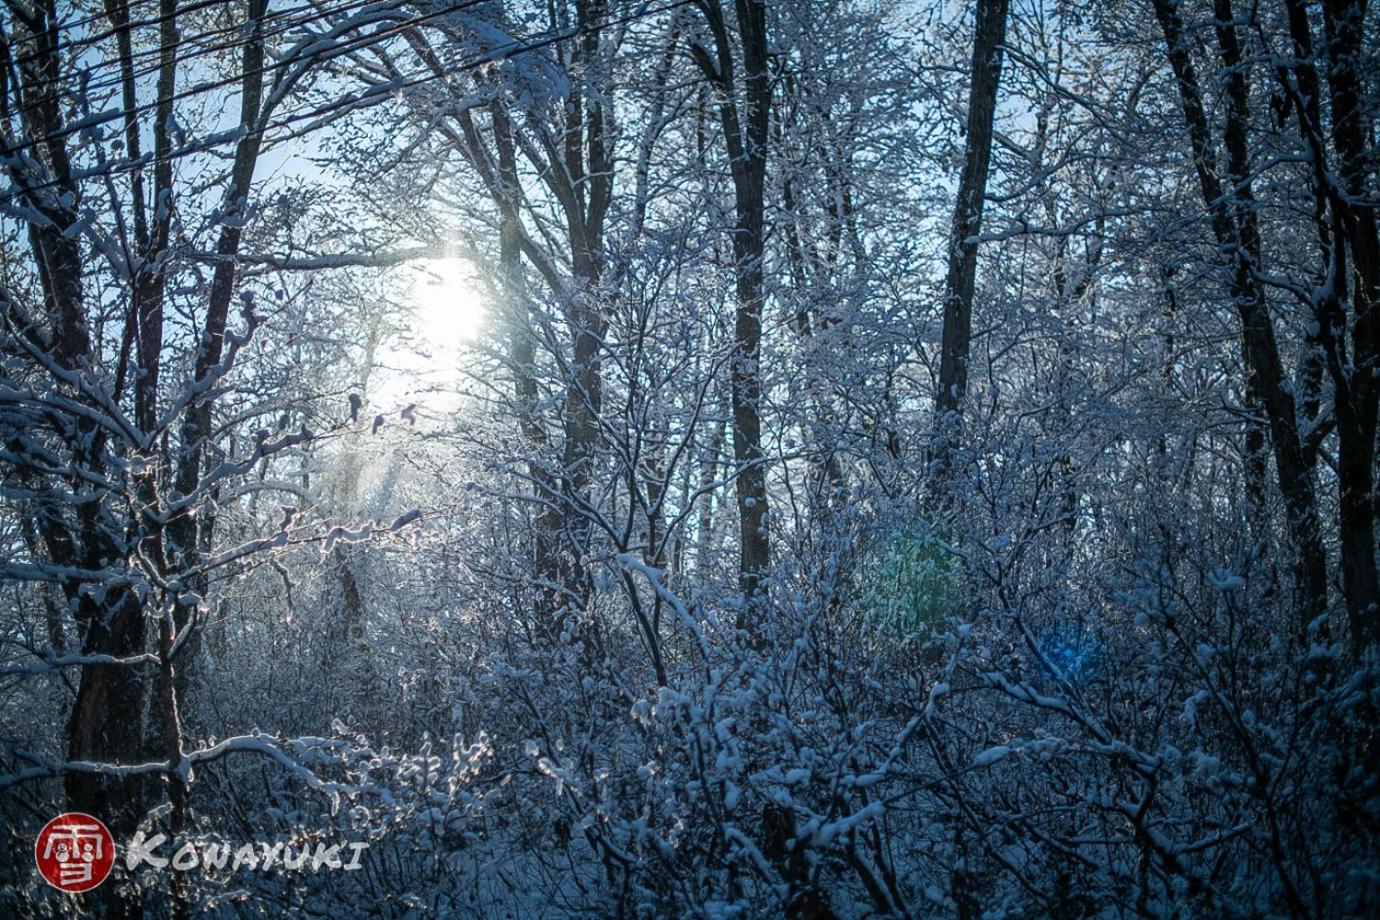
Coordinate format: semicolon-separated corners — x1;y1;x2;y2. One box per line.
1;0;1378;916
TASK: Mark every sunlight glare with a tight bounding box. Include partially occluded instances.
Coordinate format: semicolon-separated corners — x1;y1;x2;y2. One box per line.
408;257;486;347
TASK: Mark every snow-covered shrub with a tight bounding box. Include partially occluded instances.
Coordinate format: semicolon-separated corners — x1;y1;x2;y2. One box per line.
848;520;965;644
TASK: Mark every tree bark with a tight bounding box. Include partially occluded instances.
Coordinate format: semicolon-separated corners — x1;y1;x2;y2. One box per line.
4;0;153;846
933;0;1009;487
691;0;772;614
1320;0;1380;647
1152;0;1329;629
492;98;565;625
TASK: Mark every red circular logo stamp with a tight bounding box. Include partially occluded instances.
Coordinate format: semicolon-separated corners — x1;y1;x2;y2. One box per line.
35;813;115;892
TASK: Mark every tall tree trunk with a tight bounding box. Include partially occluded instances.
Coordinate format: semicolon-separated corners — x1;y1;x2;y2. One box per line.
492;99;565;627
691;0;772;616
933;0;1009;488
779;130;848;512
696;412;726;576
406;3;613;630
546;0;613;624
167;0;270;692
5;0;152;848
1152;0;1329;630
1320;0;1380;647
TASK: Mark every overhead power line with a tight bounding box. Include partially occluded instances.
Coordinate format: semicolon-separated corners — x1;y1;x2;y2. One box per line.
9;0;248;69
0;0;692;205
12;0;382;99
3;0;497;159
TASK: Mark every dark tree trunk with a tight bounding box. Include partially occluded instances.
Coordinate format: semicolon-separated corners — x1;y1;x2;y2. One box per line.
1152;0;1329;630
933;0;1009;490
492;100;565;622
1321;0;1380;647
691;0;773;616
5;0;151;846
